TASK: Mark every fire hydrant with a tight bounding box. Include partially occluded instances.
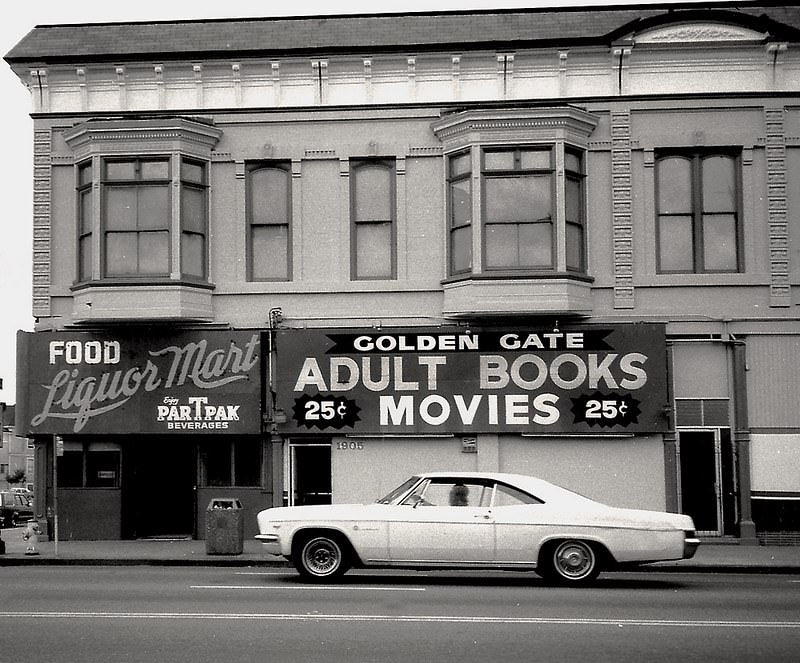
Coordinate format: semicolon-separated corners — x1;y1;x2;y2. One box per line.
22;521;40;556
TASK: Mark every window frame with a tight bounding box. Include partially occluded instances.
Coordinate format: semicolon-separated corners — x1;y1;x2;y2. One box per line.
101;157;173;279
246;161;292;282
350;158;397;281
179;157;209;280
76;160;94;282
447;150;473;275
655;148;743;275
199;439;263;488
480;145;556;272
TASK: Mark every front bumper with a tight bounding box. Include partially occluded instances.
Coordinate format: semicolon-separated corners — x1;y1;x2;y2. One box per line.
255;533;282;556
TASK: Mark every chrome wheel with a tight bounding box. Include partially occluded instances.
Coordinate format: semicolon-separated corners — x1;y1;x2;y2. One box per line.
550;540;599;583
296;535;349;580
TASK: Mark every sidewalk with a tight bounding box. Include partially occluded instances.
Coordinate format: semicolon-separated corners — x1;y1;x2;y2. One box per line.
0;526;798;572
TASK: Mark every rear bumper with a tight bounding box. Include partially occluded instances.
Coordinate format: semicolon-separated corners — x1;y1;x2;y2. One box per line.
683;536;701;559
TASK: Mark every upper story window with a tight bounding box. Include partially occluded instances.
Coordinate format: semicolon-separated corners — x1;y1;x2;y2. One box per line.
247;163;291;281
351;159;396;280
655;149;742;273
482;146;555;271
65;117;221;287
433;107;597;281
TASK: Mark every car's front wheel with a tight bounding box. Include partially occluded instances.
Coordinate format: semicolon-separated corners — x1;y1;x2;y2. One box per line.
539;539;601;584
294;533;351;581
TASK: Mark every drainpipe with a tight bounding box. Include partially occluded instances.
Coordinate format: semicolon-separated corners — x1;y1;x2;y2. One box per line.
731;338;758;544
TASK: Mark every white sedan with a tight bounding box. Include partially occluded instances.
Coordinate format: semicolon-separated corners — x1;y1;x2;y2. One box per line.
256;471;699;585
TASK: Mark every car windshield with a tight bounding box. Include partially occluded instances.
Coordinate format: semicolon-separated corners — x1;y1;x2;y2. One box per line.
376;476;419;504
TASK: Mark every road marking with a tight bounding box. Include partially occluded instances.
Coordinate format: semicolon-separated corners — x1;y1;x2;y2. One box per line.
191;584;426;592
0;612;797;629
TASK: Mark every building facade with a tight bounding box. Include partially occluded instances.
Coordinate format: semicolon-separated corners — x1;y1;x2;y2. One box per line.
5;3;800;542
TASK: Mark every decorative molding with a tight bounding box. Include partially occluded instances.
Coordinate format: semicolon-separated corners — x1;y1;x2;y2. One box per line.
764;107;790;308
211;151;233;162
635;23;766;44
610;110;635;309
32;129;52;318
304;149;337;160
407;146;443;157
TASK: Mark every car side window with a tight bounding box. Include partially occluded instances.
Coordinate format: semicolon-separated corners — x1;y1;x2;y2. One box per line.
492;483;543;507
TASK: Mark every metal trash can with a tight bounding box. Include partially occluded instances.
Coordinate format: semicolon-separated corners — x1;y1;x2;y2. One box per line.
205;498;244;555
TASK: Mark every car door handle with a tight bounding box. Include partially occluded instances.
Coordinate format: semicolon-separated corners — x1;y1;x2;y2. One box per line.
473;514;491;520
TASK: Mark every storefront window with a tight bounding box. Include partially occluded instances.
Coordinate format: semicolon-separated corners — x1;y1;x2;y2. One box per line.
200;440;262;487
58;444;120;488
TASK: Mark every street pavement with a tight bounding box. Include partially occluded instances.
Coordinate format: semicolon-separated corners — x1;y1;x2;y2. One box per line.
1;525;798;571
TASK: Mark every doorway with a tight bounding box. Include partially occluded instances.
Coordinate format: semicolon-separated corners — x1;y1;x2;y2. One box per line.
678;429;737;536
126;438;196;539
287;440;331;506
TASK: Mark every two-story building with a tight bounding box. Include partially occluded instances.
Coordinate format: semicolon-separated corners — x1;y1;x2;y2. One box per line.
5;3;799;542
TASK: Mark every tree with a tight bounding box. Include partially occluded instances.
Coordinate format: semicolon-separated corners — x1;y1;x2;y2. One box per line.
6;468;26;485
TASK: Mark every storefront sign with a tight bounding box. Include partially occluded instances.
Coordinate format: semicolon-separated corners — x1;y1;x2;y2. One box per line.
17;329;261;435
276;325;668;434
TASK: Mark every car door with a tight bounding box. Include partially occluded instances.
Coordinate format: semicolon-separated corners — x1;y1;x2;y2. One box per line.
491;482;548;564
388;478;495;564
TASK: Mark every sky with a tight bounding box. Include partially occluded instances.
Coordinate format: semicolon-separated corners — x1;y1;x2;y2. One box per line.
0;0;689;405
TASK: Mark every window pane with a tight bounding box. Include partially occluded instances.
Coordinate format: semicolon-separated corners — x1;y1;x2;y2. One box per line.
80;189;93;234
203;443;232;487
234;441;261;487
519;222;553;268
60;451;84;487
251;225;289;280
140;160;169;180
139;231;169;274
105;188;137;230
356;222;392;278
449;152;471;177
657;157;692;215
450;179;471;226
519;149;551;170
182;187;206;233
485;175;551;223
86;451;120;488
182;232;205;277
564;150;582;174
703;214;738;271
79;162;93;186
355;165;391;221
565;176;582;223
485;224;517;268
658;215;694;272
484;150;515;171
138;185;170;230
106;161;136;181
79;235;92;281
702;156;736;213
251;168;289;225
451;225;472;273
181;160;205;184
566;222;584;271
105;233;138;275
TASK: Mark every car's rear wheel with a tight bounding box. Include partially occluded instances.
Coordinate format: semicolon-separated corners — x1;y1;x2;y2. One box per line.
294;533;351;581
539;539;600;584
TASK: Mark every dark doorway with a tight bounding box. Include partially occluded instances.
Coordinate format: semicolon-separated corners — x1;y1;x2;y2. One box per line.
680;430;734;535
290;442;331;506
125;438;196;538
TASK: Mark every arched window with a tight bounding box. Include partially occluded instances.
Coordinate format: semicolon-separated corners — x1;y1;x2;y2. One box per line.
247;164;291;281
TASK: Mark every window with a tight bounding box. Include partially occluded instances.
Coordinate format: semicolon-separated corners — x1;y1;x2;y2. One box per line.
656;150;742;273
103;158;171;277
59;444;121;488
200;440;262;487
247;164;291;281
180;158;208;278
351;159;396;279
564;149;586;272
77;161;93;281
447;152;472;274
65;117;221;288
482;147;554;270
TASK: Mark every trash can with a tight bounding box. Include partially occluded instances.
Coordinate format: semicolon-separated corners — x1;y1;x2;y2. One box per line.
205;498;244;555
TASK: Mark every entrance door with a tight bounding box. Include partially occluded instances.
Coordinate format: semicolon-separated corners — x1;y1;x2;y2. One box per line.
129;439;196;538
289;441;331;506
679;430;737;536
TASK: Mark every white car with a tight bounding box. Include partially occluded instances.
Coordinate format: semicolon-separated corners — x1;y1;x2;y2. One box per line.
256;471;699;585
